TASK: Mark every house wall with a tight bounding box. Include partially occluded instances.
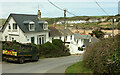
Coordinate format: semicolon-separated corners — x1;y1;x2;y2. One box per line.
49;35;74;43
69;38;91;54
2;17;27;43
25;31;49;44
2;17;49;45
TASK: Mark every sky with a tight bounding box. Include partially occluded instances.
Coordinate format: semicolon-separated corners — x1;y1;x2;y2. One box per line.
0;0;119;2
0;0;120;18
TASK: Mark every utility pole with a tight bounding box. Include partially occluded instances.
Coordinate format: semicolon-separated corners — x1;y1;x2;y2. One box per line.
112;17;114;38
64;9;66;46
64;9;66;28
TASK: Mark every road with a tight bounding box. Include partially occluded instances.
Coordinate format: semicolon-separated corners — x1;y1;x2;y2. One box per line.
2;55;82;73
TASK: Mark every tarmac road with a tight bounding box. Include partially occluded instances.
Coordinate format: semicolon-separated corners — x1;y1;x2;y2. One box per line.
2;55;83;73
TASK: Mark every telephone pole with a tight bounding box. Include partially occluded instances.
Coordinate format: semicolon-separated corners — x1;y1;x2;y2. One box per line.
112;17;114;38
64;9;66;28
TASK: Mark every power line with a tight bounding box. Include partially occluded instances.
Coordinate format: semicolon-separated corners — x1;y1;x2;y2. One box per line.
48;0;76;16
94;0;109;16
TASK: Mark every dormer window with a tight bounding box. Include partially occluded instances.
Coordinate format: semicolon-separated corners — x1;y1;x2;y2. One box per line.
29;21;35;31
43;22;48;30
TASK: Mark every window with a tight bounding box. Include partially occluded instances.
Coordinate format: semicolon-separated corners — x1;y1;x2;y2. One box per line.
8;24;11;29
60;36;61;40
65;36;67;40
77;40;78;44
12;37;14;41
5;36;7;41
43;23;48;30
29;24;35;31
13;23;17;29
70;35;72;40
31;37;34;44
37;35;45;44
9;35;11;40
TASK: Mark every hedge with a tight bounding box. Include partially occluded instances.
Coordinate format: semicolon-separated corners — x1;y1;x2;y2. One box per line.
83;34;120;73
2;39;70;58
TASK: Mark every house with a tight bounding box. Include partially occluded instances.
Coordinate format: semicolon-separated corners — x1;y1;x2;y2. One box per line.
49;27;74;47
2;10;50;45
69;33;91;54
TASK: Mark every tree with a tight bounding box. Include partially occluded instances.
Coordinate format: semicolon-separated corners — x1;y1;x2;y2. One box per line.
91;29;105;39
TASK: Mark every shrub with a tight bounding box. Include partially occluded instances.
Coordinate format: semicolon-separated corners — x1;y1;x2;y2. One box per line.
37;39;70;58
83;34;120;73
78;47;84;51
92;29;105;39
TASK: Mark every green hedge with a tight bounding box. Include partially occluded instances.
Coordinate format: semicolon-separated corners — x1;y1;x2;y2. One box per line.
2;39;70;58
2;41;33;52
83;34;120;73
36;39;70;58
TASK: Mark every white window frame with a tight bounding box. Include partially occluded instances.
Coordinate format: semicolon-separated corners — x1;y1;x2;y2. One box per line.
43;22;48;30
29;22;35;31
13;23;17;29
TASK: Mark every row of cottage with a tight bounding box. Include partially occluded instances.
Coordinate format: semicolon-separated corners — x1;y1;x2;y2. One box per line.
0;10;99;54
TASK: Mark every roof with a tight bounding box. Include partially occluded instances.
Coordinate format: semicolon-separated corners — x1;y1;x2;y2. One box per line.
58;28;73;36
2;13;49;32
49;27;73;37
49;27;62;37
74;33;91;40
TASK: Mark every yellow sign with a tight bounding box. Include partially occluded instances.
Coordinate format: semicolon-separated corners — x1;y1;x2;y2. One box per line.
2;50;17;56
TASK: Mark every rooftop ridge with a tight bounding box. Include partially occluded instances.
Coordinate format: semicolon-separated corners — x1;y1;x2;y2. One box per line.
10;13;37;16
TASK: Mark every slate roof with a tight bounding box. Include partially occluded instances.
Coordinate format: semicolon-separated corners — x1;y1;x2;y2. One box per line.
58;28;73;36
49;27;73;37
49;27;62;37
2;13;49;32
74;33;91;40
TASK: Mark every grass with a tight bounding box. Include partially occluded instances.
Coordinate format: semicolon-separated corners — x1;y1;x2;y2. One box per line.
65;61;93;73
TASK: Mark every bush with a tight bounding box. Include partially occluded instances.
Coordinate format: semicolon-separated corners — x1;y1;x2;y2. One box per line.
37;39;70;58
92;29;105;39
83;34;120;73
78;47;83;51
2;41;33;52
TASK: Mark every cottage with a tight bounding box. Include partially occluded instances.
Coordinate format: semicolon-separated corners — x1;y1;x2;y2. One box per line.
2;10;50;44
49;27;74;46
69;33;91;54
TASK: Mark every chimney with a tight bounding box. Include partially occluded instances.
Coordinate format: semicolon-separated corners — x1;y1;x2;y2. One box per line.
37;10;41;20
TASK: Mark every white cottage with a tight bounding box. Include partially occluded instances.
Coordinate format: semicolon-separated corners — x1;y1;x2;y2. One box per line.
49;27;74;50
69;33;99;54
2;10;50;45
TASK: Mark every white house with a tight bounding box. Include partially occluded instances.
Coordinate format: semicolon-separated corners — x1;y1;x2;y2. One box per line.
69;33;99;54
49;27;74;50
2;10;50;45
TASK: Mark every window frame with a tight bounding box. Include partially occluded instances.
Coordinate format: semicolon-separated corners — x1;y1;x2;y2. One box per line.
8;24;11;29
29;22;35;31
43;22;48;30
13;23;17;29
